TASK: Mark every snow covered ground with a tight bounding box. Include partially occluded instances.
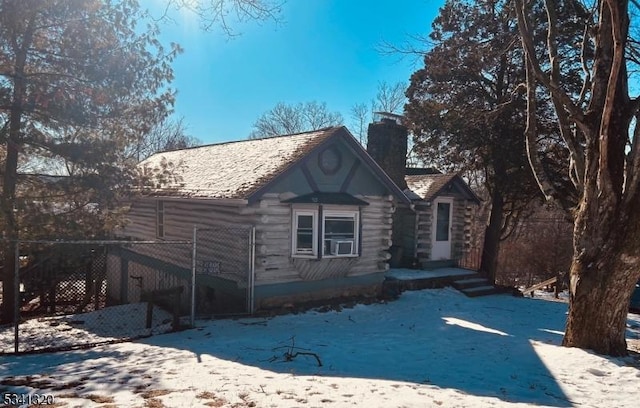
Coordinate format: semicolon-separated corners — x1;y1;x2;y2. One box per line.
1;288;640;407
0;303;174;354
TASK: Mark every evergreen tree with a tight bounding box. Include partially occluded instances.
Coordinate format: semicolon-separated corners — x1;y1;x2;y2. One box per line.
0;0;179;323
405;0;581;282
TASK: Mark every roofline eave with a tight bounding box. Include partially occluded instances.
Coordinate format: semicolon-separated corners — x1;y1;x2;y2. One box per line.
138;195;249;206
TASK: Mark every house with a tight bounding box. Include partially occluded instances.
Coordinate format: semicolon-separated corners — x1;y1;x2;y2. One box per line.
109;120;479;314
112;126;411;313
365;115;480;269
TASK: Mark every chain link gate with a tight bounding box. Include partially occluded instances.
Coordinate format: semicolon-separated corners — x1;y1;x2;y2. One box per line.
0;239;193;354
193;225;255;316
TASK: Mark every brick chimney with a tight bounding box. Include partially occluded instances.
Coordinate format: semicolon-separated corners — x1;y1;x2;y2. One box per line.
366;117;408;189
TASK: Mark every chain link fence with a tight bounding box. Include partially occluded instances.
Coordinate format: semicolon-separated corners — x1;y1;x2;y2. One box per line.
0;240;192;354
0;226;256;354
194;225;255;316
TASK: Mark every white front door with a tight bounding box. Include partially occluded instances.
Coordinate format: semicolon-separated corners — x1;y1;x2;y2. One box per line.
432;198;453;260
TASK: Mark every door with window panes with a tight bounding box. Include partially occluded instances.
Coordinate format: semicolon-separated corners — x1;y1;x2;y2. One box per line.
431;198;453;260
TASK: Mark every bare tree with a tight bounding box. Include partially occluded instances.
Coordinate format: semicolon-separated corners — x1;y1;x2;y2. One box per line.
249;101;343;139
350;103;369;144
374;81;406;114
349;81;408;145
514;0;640;355
129;117;201;162
154;0;282;36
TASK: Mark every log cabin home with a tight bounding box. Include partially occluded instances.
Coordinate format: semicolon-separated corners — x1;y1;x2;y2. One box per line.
110;120;479;313
114;126;411;312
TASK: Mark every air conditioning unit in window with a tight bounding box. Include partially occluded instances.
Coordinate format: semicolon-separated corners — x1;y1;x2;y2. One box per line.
330;239;354;256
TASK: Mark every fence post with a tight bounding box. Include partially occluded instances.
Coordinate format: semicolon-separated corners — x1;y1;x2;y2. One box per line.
248;226;255;314
191;226;197;327
13;240;20;353
146;293;153;329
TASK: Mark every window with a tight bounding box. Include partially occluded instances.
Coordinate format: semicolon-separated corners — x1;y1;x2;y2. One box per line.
291;208;360;258
292;210;317;257
323;211;358;257
156;200;165;238
435;202;451;242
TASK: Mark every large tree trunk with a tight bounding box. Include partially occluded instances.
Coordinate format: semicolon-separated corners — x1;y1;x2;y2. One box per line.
513;0;639;356
0;142;19;324
479;189;504;284
563;205;640;355
0;18;32;324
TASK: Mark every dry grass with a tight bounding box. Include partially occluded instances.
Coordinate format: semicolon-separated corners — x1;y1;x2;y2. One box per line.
139;389;172;399
204;400;227;407
144;398;166;408
1;375;56;390
84;394;115;403
46;391;114;406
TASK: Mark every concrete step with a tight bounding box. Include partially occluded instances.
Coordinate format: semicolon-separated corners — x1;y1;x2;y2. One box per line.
451;277;488;290
459;285;500;298
421;259;457;270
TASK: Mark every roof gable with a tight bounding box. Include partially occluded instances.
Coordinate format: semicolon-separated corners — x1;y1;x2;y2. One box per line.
140;127;339;199
141;126;410;205
405;174;480;204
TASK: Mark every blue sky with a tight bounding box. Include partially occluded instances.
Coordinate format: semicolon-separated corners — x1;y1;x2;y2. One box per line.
146;1;444;143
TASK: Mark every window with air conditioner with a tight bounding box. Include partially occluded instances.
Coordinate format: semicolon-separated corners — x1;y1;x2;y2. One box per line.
323;211;358;257
330;239;354;255
291;208;360;258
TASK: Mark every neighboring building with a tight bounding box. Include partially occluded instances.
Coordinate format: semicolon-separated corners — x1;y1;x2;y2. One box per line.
365;116;480;269
111;126;410;312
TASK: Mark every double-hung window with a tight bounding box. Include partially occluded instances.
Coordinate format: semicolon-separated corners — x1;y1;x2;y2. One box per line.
292;210;317;257
291;207;359;258
323;210;358;257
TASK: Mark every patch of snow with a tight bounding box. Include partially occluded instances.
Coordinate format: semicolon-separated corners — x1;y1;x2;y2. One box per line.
0;303;174;353
386;267;476;280
443;317;511;336
528;289;570;302
1;288;640;407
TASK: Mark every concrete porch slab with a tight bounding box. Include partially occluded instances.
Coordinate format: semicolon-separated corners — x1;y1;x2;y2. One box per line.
385;267;477;281
383;267;478;294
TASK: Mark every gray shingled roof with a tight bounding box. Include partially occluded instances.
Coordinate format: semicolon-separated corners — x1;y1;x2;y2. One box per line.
405;174;459;201
405;173;480;204
140;127;339;199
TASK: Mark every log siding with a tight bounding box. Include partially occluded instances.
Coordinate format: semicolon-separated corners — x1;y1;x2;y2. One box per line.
248;193;393;285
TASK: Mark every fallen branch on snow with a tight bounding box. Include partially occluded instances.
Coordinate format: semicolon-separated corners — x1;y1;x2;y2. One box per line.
271;336;323;367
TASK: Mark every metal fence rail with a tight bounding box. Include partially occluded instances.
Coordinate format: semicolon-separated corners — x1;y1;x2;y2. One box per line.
0;225;256;354
0;239;193;354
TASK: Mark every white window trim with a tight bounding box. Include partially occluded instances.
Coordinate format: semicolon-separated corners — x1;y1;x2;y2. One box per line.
156;200;165;239
322;209;359;258
292;209;318;258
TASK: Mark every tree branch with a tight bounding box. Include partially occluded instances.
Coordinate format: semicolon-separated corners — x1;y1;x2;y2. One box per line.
514;0;590;136
597;0;625;201
524;57;557;202
624;108;640;204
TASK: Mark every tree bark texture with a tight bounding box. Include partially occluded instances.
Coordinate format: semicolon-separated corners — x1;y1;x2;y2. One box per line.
479;189;504;284
0;12;34;324
564;199;640;356
514;0;640;355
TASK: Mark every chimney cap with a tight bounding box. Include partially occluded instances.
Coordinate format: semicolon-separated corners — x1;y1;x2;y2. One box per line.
373;111;404;126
